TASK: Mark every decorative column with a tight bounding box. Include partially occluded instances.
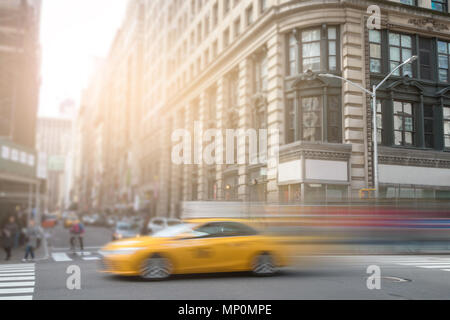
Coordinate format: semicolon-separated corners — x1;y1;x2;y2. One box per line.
197;92;208;200
183;104;193;201
157;119;172;216
170;109;184;218
342;10;369;198
215;77;226;200
237;58;252;201
266;33;284;202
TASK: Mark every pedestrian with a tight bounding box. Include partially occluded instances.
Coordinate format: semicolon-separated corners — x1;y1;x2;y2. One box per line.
23;219;42;262
1;216;18;261
69;221;85;252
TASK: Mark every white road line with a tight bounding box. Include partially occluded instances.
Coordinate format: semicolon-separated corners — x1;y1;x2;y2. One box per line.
0;268;34;273
51;252;72;262
0;264;35;268
52;247;102;251
0;277;35;282
0;265;35;270
0;282;35;288
397;262;450;265
0;288;34;294
82;256;100;261
442;269;450;272
76;251;92;256
383;259;450;263
0;273;35;277
0;295;33;300
417;265;450;269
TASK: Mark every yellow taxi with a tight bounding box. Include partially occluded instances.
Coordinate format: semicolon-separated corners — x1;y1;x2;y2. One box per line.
99;219;291;280
64;213;80;229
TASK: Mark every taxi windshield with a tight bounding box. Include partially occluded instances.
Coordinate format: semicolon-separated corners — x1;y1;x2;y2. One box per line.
152;224;197;238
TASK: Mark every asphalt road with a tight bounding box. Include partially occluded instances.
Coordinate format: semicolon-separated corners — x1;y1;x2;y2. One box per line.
1;226;450;300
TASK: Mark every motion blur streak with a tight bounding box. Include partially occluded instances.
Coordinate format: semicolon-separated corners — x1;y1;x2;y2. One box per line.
181;201;450;257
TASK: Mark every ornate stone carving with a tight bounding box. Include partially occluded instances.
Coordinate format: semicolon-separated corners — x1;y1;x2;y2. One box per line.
408;18;449;32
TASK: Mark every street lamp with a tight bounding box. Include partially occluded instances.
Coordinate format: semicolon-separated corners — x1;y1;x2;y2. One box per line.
319;55;418;199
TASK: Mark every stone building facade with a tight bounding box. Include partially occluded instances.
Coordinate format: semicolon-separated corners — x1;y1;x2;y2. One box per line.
79;0;450;217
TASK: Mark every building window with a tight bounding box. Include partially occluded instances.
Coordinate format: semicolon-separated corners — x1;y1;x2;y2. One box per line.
438;41;450;82
327;96;341;143
288;26;340;75
286;98;295;144
246;5;253;26
224;0;230;17
301;28;321;72
229;72;239;109
376;100;383;145
288;33;297;76
444;106;450;148
432;0;448;12
424;105;434;149
212;3;218;27
388;32;413;77
301;96;322;141
234;18;241;38
254;52;268;93
223;28;230;47
419;37;432;80
369;30;382;73
400;0;416;5
328;27;337;71
393;101;415;146
260;0;267;13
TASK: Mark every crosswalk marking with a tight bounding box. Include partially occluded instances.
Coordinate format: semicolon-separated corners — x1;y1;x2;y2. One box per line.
51;252;72;262
0;277;35;282
417;265;450;269
378;256;450;273
82;256;100;261
50;251;101;262
0;288;34;294
0;264;35;269
0;295;32;300
397;262;450;265
76;252;91;256
0;282;35;288
0;268;35;273
0;264;36;300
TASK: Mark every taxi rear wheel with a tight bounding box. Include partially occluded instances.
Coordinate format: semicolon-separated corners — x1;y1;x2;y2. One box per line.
140;254;172;281
252;253;276;276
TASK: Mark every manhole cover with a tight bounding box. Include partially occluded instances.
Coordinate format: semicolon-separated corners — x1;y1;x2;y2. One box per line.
383;276;411;283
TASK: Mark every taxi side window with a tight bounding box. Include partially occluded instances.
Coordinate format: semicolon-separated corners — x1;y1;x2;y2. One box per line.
220;222;259;237
193;223;223;238
194;222;258;238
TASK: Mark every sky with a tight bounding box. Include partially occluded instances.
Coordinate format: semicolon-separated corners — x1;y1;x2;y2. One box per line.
38;0;128;117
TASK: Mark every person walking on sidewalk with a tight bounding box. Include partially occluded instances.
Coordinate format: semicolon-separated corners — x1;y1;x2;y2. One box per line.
69;221;85;253
2;216;18;261
23;219;42;262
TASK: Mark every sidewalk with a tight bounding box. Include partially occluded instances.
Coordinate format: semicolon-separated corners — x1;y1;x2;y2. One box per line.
1;238;50;264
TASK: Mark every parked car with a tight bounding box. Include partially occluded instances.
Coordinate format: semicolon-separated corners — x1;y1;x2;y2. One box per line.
112;221;141;241
41;214;58;229
147;217;182;235
92;213;108;226
82;214;94;225
106;216;117;228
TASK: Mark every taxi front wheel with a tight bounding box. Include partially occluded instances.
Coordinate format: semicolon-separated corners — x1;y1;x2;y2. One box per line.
252;253;276;276
140;254;172;281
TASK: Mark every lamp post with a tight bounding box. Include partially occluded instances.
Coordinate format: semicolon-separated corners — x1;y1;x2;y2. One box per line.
319;55;418;199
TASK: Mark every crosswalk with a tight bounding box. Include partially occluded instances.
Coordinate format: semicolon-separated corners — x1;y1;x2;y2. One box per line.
50;251;101;262
0;264;35;300
304;255;450;273
376;256;450;273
